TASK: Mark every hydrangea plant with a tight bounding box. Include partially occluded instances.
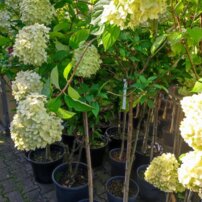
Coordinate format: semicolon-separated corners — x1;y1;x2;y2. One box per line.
101;0;167;29
19;0;55;25
145;153;185;193
178;151;202;198
11;70;43;101
13;23;50;67
10;94;63;151
72;43;102;78
180;93;202;150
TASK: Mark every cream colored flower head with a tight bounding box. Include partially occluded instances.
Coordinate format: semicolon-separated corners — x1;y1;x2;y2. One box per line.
72;43;102;78
178;151;202;198
13;23;50;67
145;153;185;193
101;0;167;29
19;0;55;25
180;93;202;117
180;93;202;150
10;93;63;151
12;70;43;101
0;9;11;32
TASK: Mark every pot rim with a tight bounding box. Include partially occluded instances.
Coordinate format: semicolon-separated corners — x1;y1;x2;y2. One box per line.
105;176;139;200
136;164;149;178
27;144;64;165
109;148;126;164
52;161;88;190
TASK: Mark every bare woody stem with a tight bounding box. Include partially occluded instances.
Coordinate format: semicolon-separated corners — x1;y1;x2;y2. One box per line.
57;38;96;97
119;110;127;160
83;112;93;202
123;93;134;202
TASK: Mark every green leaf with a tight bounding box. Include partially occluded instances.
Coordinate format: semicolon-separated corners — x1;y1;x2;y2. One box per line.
68;86;81;99
50;66;60;89
63;63;72;80
65;95;94;112
53;21;69;32
41;78;52;98
47;97;62;112
0;35;10;46
57;108;76;119
102;25;120;51
69;29;90;48
151;34;167;55
92;102;99;117
187;27;202;44
55;40;69;51
192;79;202;93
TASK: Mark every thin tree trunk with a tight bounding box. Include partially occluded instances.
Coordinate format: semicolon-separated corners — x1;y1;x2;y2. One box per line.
150;97;159;161
119;111;127;160
141;107;151;153
123;93;134;202
166;193;170;202
45;144;52;161
83;112;93;202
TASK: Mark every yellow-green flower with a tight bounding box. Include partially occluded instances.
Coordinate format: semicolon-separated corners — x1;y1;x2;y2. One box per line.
12;70;43;101
19;0;55;25
145;153;185;193
10;94;63;151
13;23;50;67
101;0;167;29
72;43;102;78
178;151;202;198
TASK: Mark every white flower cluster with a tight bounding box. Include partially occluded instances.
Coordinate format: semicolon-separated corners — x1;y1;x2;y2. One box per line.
0;9;11;32
11;70;43;101
19;0;55;25
101;0;167;29
5;0;20;11
178;151;202;195
72;43;102;78
13;23;50;67
145;153;184;193
180;93;202;150
10;94;63;151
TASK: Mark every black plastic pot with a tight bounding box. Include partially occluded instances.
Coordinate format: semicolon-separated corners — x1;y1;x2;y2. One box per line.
78;199;99;202
106;176;139;202
136;165;166;202
109;148;126;177
62;134;75;147
52;162;88;202
133;151;150;174
105;127;127;151
81;139;108;167
28;144;64;184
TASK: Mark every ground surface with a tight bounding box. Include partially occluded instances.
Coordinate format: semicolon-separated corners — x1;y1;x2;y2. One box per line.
0;133;200;202
0;133;146;202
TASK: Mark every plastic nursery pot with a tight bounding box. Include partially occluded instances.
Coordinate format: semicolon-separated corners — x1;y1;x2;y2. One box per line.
62;134;76;150
136;165;166;202
78;199;99;202
81;139;108;168
28;144;64;184
105;127;127;151
52;162;88;202
106;176;139;202
109;148;126;177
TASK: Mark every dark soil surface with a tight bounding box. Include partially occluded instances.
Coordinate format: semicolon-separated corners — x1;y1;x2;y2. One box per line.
107;178;138;198
56;168;88;188
111;150;126;162
31;149;63;163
